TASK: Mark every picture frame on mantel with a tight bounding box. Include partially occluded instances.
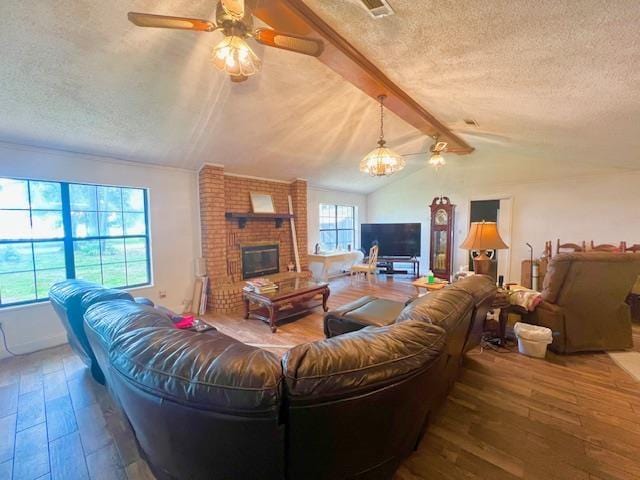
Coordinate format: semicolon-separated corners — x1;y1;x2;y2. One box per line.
250;193;275;214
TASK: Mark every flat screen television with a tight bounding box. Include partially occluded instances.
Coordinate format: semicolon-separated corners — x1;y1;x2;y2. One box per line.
361;223;421;257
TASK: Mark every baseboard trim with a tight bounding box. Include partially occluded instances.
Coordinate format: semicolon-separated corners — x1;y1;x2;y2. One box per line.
0;332;68;360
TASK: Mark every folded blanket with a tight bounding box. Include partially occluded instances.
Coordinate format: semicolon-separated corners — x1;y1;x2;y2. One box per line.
509;288;543;311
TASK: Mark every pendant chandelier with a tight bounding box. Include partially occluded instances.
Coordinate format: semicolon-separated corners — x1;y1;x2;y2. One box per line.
359;95;405;177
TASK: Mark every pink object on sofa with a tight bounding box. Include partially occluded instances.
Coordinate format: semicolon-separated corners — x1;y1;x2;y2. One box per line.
175;315;195;329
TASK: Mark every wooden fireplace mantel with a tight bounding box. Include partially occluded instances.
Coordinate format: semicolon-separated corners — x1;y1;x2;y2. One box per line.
225;212;294;229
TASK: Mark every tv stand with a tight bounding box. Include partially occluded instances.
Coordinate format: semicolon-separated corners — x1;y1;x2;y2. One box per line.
374;256;420;277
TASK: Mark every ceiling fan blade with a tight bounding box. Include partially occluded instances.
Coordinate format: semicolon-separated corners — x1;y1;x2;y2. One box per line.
254;28;324;57
128;12;216;32
220;0;245;20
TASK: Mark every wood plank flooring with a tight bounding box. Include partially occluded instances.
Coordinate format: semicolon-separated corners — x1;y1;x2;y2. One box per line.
0;275;638;480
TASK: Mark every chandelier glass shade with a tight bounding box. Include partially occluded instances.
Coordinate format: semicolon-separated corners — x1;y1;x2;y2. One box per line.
360;144;406;177
212;36;261;77
360;95;405;177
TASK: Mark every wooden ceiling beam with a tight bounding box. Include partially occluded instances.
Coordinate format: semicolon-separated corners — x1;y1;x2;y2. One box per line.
252;0;474;154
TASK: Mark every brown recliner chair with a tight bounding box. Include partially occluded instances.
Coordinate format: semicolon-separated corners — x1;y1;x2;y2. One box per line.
522;253;640;353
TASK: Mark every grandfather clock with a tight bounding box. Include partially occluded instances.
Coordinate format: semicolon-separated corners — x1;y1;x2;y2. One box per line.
429;196;455;281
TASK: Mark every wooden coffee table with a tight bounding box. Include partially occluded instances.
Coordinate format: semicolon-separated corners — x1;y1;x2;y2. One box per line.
243;278;330;332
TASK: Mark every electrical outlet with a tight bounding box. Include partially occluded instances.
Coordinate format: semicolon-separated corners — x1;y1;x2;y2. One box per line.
158;290;167;298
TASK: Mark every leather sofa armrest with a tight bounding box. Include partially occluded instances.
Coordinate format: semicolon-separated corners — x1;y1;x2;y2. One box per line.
535;300;564;314
134;297;155;307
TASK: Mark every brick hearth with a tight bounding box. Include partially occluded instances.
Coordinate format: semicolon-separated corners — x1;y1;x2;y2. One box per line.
199;165;309;312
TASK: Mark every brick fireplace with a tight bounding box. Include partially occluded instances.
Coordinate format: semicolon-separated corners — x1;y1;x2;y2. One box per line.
199;165;309;312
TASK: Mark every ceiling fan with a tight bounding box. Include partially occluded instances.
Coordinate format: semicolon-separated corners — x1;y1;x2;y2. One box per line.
128;0;325;82
400;137;450;170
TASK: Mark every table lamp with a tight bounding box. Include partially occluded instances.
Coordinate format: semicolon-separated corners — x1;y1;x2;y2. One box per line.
460;221;509;276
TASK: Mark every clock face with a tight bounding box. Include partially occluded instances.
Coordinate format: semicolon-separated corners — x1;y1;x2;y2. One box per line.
435;208;448;225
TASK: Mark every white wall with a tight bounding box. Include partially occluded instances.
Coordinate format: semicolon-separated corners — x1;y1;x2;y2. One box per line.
367;164;640;282
0;142;200;359
307;186;367;252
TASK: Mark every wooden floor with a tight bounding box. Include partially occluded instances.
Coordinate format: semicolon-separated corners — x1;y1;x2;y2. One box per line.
0;275;639;480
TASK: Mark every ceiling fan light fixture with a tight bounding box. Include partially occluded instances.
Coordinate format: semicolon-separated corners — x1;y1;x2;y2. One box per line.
360;95;405;177
429;152;446;169
212;35;261;77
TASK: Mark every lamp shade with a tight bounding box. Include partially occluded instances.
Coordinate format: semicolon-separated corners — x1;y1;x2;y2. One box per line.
460;221;509;251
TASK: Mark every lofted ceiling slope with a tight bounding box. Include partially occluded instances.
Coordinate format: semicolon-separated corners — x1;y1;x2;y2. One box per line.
1;1;639;193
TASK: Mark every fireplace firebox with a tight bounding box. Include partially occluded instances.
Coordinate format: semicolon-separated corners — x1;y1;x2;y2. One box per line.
241;244;280;279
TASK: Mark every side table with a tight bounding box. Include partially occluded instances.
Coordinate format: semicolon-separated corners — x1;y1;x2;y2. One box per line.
490;288;527;345
411;277;448;295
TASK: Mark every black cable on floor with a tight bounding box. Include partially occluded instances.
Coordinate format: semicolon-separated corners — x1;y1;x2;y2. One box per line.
0;322;25;356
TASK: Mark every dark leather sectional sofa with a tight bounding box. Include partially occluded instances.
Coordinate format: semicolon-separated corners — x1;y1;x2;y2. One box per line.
49;275;496;480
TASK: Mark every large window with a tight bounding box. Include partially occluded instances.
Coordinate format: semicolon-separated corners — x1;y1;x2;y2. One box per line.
319;204;355;251
0;177;151;307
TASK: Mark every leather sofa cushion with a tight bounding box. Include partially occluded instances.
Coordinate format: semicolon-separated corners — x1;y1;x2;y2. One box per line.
111;327;282;414
448;275;496;305
81;288;135;310
283;320;446;401
50;280;133;311
84;300;173;350
396;287;474;334
85;301;282;414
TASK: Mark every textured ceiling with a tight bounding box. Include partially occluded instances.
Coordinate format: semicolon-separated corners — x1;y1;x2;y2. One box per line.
1;0;639;193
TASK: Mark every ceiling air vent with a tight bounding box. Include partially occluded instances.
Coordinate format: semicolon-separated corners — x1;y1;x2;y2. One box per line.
359;0;395;18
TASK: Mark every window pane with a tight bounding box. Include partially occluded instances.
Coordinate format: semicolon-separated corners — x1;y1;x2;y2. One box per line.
101;239;125;264
123;189;144;212
75;265;102;284
31;211;64;239
126;261;148;285
320;231;336;250
98;187;122;211
71;211;99;238
102;263;126;288
29;181;62;210
0;210;31;240
0;271;35;304
70;184;97;211
337;207;354;228
34;241;65;270
0;178;29;209
36;268;67;299
98;212;123;236
0;243;34;274
125;238;147;262
320;204;334;217
320;219;334;230
124;213;146;235
74;240;100;267
338;230;354;246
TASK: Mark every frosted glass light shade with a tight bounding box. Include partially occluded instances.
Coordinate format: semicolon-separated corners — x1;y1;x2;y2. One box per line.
429;152;446;169
212;36;261;77
359;146;406;177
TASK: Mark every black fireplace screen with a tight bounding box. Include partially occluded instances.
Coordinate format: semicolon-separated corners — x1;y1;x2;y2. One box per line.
241;244;279;279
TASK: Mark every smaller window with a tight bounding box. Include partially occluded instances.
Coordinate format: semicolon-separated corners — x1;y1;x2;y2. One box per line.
319;204;356;251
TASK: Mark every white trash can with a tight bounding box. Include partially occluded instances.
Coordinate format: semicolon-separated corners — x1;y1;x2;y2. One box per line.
513;322;553;359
